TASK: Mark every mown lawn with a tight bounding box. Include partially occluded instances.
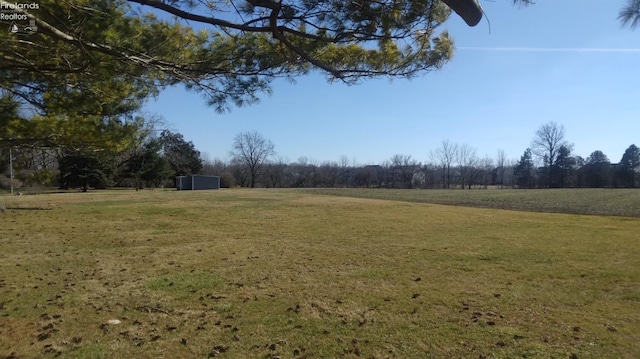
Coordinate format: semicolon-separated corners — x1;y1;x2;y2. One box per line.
306;188;640;217
1;189;639;358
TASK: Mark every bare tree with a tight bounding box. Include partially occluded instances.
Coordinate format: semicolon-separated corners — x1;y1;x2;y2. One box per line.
200;155;238;187
353;165;384;188
496;149;508;189
430;140;458;189
531;121;570;187
230;131;275;188
480;156;494;189
264;156;288;188
289;157;319;187
505;159;517;188
200;152;214;175
201;153;229;176
390;154;419;188
317;161;340;188
421;162;440;189
456;144;478;189
337;155;352;187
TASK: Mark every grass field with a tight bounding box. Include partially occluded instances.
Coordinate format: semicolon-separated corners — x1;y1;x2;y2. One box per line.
306;188;640;217
1;189;639;358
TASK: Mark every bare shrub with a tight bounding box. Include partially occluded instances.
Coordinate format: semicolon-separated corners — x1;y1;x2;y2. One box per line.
0;175;23;190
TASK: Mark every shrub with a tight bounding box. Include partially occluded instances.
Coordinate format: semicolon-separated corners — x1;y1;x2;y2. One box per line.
0;175;22;190
219;171;235;188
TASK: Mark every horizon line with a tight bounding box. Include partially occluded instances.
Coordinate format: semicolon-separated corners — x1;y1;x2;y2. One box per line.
457;46;640;53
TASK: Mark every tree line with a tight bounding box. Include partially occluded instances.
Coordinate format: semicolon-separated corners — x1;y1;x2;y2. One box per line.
1;117;638;192
221;126;638;189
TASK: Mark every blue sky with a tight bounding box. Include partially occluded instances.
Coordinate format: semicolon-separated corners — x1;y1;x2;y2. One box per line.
143;0;640;165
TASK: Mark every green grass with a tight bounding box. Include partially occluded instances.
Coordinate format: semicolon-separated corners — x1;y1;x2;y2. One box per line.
1;189;639;358
306;188;640;217
147;272;225;298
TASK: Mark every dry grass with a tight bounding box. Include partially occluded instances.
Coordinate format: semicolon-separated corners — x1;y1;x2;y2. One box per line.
1;189;639;358
306;188;640;217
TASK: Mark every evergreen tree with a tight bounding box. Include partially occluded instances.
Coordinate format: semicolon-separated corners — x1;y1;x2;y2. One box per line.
2;0;454;113
618;144;640;187
584;151;611;188
58;151;117;192
159;131;203;177
618;0;640;28
120;139;172;190
514;148;535;189
552;145;575;188
0;94;24;174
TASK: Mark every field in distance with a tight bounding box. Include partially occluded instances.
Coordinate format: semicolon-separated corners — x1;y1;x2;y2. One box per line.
306;188;640;217
1;189;639;358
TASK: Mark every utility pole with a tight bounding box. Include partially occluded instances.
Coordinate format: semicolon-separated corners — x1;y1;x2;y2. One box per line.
9;145;14;196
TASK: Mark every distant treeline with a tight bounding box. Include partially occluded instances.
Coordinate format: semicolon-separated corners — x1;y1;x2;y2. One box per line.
1;124;638;192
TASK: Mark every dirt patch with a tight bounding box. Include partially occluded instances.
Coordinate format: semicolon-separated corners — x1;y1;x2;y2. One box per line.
0;317;37;350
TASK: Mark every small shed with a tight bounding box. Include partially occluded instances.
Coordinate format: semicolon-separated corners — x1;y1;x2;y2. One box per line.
176;175;220;190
